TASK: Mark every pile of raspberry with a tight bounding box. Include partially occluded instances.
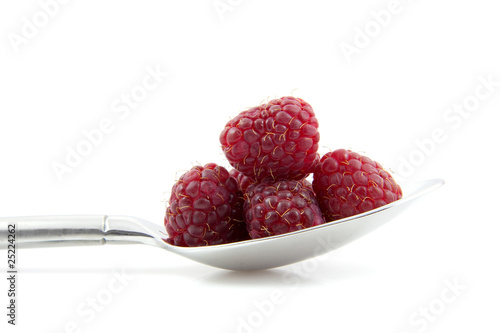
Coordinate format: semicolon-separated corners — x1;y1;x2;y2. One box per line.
165;96;402;246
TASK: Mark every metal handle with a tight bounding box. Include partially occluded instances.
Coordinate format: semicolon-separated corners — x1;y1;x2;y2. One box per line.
0;215;163;249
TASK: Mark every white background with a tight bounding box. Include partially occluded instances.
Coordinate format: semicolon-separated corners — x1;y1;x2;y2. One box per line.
1;0;499;332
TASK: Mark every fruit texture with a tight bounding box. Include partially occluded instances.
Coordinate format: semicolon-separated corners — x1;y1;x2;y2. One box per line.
220;96;320;182
244;179;325;239
165;163;248;246
229;168;255;193
313;149;403;222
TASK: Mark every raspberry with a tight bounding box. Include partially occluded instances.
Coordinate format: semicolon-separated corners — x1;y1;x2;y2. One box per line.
244;180;325;239
220;96;320;182
229;169;256;193
164;163;248;246
312;149;403;222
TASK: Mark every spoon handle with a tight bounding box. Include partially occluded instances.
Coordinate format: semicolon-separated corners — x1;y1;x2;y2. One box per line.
0;215;164;249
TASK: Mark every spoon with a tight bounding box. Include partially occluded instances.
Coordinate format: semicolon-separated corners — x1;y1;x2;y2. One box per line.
0;179;443;270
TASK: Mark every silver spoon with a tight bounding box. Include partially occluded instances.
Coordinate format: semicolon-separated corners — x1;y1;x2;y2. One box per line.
0;179;443;270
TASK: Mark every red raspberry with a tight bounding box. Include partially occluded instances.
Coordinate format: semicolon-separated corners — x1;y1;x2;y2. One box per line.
244;180;325;239
220;96;320;182
164;163;248;246
312;149;403;222
229;169;256;193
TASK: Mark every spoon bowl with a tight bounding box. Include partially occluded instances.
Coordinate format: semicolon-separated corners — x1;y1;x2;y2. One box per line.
0;179;443;270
